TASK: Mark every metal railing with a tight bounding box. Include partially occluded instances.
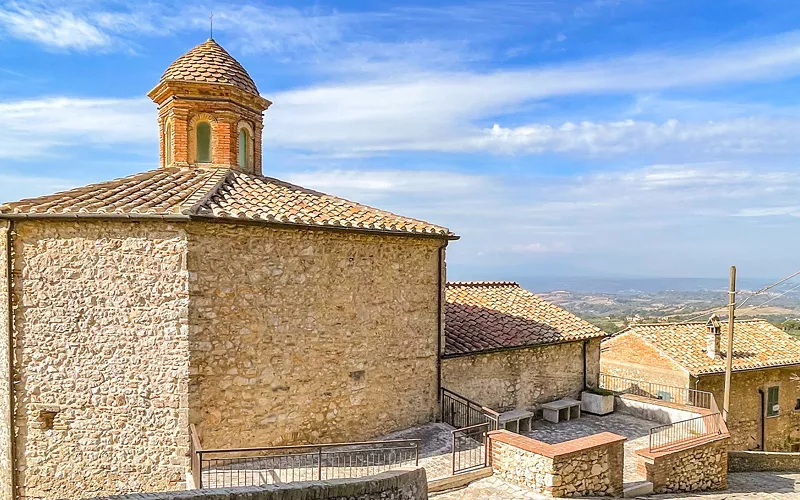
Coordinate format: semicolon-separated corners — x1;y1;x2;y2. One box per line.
649;412;723;452
599;373;713;409
195;439;420;489
441;388;500;431
452;422;490;474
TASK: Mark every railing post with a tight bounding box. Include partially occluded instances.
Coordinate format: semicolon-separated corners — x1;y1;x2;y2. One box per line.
197;451;203;489
317;447;323;481
415;442;419;466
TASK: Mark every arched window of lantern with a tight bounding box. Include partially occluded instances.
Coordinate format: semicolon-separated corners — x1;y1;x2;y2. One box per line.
237;121;255;172
164;121;173;166
196;121;212;163
238;128;250;169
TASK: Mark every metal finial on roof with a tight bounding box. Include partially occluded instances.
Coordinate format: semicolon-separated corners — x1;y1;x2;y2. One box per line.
209;12;213;40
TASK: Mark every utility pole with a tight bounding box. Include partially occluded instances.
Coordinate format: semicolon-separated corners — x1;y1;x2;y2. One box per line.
722;266;736;422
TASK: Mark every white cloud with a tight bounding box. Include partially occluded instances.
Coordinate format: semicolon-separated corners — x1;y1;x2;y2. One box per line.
0;4;111;51
0;97;154;158
284;169;487;197
473;118;798;155
509;242;573;254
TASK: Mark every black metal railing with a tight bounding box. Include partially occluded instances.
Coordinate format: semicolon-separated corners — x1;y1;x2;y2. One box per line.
452;422;490;474
649;412;723;452
196;439;420;489
441;388;500;430
599;373;713;409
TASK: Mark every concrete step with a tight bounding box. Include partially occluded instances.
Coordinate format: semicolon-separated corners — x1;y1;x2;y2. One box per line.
427;466;493;493
623;480;654;497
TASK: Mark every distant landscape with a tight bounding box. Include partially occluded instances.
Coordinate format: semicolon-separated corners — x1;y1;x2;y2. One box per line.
523;276;800;338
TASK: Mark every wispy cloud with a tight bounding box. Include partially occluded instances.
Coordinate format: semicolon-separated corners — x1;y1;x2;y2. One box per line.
0;97;154;158
0;3;112;51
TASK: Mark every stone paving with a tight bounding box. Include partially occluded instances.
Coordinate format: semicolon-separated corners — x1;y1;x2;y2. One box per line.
430;472;800;499
523;412;655;482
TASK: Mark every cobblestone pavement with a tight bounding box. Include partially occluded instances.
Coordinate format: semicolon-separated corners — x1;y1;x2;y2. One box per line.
430;472;800;499
523;412;655;482
379;422;454;480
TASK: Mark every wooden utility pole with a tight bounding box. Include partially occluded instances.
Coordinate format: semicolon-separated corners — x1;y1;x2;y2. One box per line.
722;266;736;422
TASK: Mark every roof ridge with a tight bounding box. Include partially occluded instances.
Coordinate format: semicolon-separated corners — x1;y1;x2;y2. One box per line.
183;168;232;215
447;281;520;287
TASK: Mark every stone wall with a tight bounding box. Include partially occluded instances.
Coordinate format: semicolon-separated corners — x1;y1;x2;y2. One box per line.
637;436;728;493
93;467;427;500
488;430;624;497
0;221;12;499
697;369;800;452
728;450;800;472
10;221;192;499
187;223;442;448
442;339;601;412
600;332;690;389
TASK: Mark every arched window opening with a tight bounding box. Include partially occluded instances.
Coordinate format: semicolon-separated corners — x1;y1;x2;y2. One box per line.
164;123;173;166
196;122;211;163
238;128;250;169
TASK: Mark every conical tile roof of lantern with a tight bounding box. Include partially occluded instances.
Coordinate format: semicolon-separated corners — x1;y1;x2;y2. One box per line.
158;38;259;95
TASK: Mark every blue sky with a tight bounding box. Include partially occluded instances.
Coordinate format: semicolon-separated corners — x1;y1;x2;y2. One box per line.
2;0;800;282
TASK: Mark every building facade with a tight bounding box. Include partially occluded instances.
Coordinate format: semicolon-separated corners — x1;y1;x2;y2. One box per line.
441;281;606;411
601;317;800;452
0;40;455;499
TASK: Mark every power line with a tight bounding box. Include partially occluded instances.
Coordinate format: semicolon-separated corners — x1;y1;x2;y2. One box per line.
669;269;800;325
742;281;800;311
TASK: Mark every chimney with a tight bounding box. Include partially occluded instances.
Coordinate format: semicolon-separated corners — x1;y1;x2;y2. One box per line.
706;314;722;359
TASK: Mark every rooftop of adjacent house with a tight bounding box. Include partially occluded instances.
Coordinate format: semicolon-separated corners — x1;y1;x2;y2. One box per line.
444;281;606;357
0;167;455;238
614;319;800;375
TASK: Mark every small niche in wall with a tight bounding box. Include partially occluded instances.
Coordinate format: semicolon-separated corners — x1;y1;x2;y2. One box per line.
38;409;58;430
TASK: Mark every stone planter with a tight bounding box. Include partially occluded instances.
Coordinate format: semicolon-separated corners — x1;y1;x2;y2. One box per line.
581;391;614;415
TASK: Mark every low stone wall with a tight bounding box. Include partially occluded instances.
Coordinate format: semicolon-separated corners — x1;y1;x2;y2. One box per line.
615;394;704;425
637;436;728;493
91;467;427;500
488;430;625;497
728;450;800;472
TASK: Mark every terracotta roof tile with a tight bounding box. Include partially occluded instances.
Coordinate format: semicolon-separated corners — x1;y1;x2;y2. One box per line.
445;281;605;356
616;320;800;375
0;167;454;238
159;39;259;95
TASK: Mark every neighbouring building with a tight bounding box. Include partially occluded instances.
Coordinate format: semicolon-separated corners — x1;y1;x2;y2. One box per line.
0;39;456;499
441;281;607;412
601;316;800;452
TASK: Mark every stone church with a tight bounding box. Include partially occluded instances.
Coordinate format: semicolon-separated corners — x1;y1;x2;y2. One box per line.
0;39;455;499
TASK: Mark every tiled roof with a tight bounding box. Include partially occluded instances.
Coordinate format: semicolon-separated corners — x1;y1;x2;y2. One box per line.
618;320;800;375
159;39;259;95
0;167;454;238
444;281;606;356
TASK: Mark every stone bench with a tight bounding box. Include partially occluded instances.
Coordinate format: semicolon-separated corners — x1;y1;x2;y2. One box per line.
498;408;534;433
541;398;581;424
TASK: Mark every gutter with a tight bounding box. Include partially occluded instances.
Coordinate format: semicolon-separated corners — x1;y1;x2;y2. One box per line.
5;222;14;498
436;240;448;403
758;388;766;451
582;340;588;390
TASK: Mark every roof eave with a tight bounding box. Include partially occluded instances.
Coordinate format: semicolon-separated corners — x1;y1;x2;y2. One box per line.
0;212;458;240
443;332;608;359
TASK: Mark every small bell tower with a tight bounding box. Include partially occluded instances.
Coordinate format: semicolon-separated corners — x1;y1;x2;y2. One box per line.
148;39;272;175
